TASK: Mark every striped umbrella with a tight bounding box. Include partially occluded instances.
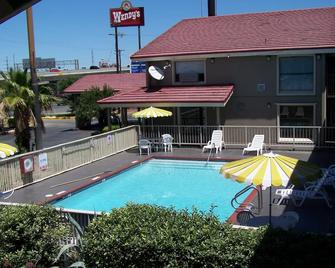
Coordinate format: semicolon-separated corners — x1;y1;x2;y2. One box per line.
132;106;172;119
0;143;18;159
220;152;321;225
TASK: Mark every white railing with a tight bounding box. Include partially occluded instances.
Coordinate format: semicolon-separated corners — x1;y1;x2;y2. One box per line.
140;125;335;149
0;126;139;192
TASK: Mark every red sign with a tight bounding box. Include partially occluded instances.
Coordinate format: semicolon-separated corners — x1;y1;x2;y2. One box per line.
19;155;34;174
110;7;144;27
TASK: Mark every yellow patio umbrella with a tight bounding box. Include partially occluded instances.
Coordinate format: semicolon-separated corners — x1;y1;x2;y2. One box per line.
0;143;18;159
220;152;321;225
132;106;172;119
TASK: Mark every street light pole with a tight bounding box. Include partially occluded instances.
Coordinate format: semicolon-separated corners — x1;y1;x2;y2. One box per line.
26;7;43;150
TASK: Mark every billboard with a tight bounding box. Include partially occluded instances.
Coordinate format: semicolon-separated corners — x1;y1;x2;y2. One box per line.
110;1;144;27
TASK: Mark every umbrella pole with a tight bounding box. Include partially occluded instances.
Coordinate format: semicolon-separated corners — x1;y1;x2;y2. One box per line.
269;186;272;227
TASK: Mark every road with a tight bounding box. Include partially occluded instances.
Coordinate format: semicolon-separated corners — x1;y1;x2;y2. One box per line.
0;119;95;149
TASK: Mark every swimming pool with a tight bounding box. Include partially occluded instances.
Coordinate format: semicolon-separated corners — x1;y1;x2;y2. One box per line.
52;159;249;221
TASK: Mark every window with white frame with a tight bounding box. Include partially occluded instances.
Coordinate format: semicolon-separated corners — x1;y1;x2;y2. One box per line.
278;56;314;93
175;61;205;83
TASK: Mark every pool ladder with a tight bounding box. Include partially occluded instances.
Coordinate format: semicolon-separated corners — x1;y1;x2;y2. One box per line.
231;185;263;215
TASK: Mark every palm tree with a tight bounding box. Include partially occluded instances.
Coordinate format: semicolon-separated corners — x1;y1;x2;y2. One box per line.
0;69;56;152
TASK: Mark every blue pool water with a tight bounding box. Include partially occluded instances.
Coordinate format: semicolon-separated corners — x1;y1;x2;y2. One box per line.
53;159;249;221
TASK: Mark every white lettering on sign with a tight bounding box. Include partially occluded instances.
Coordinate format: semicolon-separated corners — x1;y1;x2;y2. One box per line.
113;10;141;23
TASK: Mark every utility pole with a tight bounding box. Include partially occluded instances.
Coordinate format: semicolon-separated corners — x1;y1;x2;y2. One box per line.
109;31;125;73
26;7;43;150
118;49;125;72
13;54;16;70
6;57;8;71
91;49;94;66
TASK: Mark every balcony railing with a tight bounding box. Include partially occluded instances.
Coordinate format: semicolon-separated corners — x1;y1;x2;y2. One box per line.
140;125;335;150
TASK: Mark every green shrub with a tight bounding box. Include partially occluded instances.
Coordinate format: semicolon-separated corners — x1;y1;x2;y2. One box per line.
82;204;335;268
82;204;264;268
0;205;70;267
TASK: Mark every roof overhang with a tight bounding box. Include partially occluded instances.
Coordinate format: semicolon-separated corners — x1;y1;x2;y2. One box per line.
98;85;234;108
0;0;41;24
131;47;335;62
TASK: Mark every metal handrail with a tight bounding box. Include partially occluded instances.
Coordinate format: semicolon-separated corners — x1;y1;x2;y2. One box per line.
231;184;262;214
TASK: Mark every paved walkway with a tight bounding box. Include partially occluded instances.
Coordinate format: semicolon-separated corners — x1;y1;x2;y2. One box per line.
1;147;334;233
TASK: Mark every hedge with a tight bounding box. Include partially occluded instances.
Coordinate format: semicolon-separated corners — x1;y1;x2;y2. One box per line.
82;204;335;268
0;205;70;267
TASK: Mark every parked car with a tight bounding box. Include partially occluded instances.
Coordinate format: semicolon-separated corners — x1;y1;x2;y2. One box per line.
49;68;61;72
89;65;100;70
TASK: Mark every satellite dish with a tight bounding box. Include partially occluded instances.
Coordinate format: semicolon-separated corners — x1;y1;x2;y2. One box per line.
148;65;165;80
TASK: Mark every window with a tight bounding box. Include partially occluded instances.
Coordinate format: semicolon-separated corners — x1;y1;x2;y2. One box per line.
175;61;205;83
279;105;314;126
278;56;314;94
278;104;315;142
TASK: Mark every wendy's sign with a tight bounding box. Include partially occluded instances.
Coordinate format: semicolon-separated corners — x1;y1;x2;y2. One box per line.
110;2;144;27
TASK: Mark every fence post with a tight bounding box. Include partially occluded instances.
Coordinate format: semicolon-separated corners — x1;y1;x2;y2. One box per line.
178;125;181;146
90;138;94;162
317;127;321;148
245;127;248;145
293;127;296;150
268;127;271;149
200;126;203;147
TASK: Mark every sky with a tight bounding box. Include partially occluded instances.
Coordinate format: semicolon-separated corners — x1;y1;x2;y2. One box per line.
0;0;334;70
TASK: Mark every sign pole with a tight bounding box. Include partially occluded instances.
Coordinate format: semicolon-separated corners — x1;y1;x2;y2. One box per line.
114;27;119;73
138;26;141;50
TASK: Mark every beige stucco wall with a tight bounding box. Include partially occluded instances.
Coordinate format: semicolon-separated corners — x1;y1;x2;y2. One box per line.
147;54;325;126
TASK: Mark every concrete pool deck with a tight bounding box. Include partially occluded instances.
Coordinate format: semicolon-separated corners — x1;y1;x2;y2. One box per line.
1;147;334;233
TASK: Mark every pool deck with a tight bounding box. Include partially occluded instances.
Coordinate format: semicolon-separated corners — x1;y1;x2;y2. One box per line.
1;147;334;234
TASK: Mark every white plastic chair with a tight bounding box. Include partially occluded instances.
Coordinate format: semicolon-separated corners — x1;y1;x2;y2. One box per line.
162;134;173;152
275;173;332;208
138;139;151;155
202;130;224;154
242;135;264;156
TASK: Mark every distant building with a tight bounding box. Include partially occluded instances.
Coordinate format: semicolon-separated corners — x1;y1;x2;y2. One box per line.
22;57;56;69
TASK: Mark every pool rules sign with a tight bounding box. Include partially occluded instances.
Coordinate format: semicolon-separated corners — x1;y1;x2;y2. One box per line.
110;1;144;27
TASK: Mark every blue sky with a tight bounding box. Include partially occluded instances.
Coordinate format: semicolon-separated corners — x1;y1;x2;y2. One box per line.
0;0;334;70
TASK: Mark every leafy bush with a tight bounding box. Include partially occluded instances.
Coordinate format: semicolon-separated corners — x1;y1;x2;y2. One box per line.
74;85;114;130
82;204;263;267
0;205;70;267
82;204;335;268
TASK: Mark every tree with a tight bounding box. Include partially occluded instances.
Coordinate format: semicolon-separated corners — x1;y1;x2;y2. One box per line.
0;69;56;152
74;85;114;130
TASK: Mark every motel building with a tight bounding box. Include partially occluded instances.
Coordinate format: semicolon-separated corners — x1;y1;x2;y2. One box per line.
65;7;335;150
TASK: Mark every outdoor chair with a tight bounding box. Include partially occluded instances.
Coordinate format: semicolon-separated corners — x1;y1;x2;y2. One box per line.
162;134;173;152
202;130;224;154
242;134;265;156
138;139;151;155
275;173;333;208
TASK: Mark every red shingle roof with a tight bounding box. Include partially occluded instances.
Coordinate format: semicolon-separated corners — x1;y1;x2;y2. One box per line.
63;73;146;94
132;7;335;59
98;85;234;107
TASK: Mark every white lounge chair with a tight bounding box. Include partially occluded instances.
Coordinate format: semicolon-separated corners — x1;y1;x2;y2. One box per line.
242;135;264;156
202;130;224;154
162;134;173;152
275;173;332;208
138;139;151;155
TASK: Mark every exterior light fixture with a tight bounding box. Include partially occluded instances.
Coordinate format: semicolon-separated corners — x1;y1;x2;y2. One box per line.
266;102;272;109
210;58;215;64
266;56;271;61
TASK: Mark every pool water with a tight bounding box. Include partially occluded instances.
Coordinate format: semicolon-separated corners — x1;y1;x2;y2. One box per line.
53;159;249;221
